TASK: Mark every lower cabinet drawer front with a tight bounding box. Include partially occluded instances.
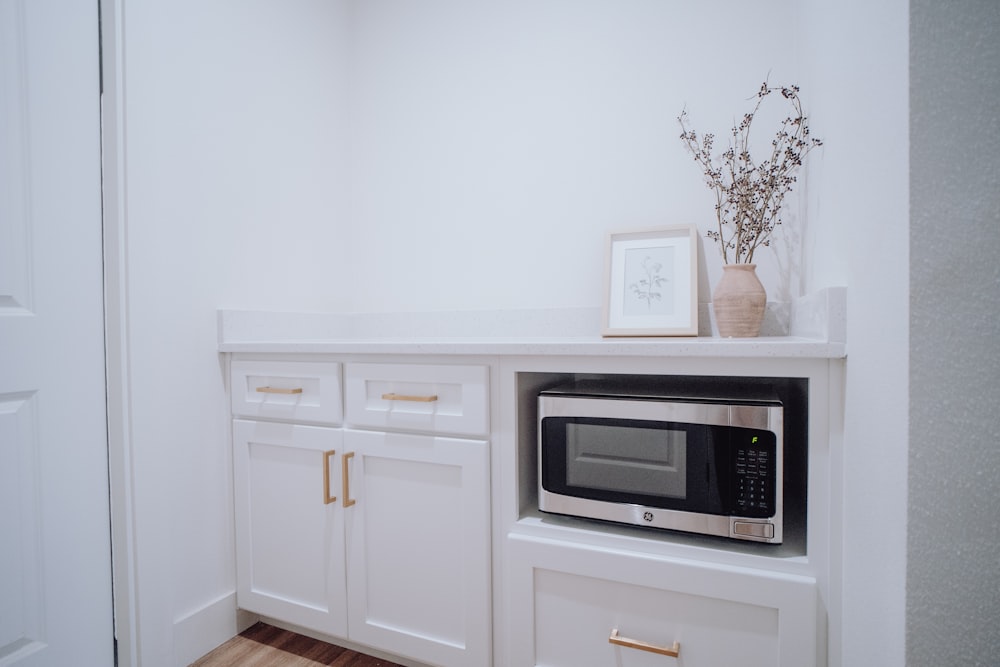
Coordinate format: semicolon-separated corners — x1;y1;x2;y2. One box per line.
535;568;779;667
508;535;818;667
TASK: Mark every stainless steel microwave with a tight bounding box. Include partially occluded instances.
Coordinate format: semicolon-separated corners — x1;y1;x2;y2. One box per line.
538;380;784;543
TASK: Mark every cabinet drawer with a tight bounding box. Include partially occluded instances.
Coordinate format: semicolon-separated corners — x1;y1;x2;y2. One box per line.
344;363;488;436
231;360;342;425
508;535;819;667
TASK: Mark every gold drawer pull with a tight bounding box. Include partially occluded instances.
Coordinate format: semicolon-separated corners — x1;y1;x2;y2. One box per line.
342;451;356;508
256;386;303;395
381;392;438;403
609;629;680;658
322;450;336;505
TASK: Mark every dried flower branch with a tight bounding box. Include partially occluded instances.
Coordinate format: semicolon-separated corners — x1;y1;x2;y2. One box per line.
678;82;822;264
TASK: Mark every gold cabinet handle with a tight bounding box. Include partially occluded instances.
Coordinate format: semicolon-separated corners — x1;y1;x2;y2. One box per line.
609;629;680;658
256;386;303;395
381;392;438;403
342;451;356;508
322;450;336;505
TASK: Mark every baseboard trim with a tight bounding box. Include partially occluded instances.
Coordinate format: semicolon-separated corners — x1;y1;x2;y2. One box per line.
173;592;257;666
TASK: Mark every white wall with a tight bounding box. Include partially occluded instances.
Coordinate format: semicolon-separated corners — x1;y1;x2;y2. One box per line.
346;0;816;313
117;1;918;665
120;1;351;663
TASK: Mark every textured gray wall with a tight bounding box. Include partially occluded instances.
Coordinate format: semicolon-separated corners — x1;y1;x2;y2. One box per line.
908;1;1000;664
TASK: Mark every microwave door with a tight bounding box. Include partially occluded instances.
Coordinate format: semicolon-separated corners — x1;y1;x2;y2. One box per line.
564;421;688;500
541;417;715;513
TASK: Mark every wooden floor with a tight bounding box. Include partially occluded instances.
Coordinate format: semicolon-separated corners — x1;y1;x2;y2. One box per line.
190;622;405;667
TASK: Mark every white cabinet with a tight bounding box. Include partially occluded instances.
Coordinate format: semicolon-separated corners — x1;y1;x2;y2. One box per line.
230;360;348;636
232;419;347;637
342;361;492;667
230;358;492;667
343;428;491;667
225;347;837;667
507;534;819;667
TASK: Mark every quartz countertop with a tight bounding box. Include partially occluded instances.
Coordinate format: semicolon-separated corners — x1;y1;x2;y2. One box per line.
218;288;846;359
218;335;844;358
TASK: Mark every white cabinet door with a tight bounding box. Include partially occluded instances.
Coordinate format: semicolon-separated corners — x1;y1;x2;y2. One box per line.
343;428;491;667
233;419;347;637
508;534;820;667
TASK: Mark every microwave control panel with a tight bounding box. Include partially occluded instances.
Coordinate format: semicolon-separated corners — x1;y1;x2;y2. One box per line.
733;434;776;517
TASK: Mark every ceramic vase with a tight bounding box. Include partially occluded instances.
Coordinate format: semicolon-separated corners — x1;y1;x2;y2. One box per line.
712;264;766;337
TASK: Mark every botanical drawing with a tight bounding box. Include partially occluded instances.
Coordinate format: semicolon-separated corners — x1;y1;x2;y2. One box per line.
623;246;675;317
630;255;666;307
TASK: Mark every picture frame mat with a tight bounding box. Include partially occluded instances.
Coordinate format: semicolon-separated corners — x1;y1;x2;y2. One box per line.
602;225;698;337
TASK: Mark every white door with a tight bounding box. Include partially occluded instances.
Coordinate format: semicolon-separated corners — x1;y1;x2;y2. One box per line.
0;0;114;665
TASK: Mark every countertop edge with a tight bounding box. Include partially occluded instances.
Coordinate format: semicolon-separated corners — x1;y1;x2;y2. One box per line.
218;337;847;359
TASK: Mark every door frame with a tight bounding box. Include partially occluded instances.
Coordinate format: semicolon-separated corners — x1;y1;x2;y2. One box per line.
100;1;139;665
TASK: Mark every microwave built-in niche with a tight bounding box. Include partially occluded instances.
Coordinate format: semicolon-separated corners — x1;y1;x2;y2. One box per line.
515;372;809;557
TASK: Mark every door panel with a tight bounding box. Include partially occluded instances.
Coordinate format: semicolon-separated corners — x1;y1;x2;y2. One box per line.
232;420;348;638
0;0;113;664
344;429;491;667
0;394;43;658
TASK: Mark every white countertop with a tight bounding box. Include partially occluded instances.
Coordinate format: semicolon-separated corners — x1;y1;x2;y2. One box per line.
218;336;844;358
218;289;847;359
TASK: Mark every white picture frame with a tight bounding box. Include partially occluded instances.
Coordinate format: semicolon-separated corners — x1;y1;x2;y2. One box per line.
602;225;699;337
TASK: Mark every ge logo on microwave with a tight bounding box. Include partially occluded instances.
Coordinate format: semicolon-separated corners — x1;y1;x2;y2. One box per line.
643;511;654;522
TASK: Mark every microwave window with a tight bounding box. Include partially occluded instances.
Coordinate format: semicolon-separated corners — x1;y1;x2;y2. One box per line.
565;423;687;499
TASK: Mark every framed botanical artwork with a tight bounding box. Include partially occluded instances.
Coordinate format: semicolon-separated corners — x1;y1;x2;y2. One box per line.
602;225;699;337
